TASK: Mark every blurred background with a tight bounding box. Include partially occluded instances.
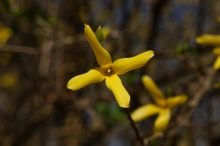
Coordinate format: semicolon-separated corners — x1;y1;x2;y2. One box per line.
0;0;220;145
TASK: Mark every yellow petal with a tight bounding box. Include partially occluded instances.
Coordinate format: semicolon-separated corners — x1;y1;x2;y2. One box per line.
167;95;188;109
154;109;171;133
196;34;220;46
213;56;220;70
218;17;220;23
67;68;105;90
84;24;112;66
131;104;161;122
142;75;167;107
105;75;130;108
213;47;220;55
113;51;154;75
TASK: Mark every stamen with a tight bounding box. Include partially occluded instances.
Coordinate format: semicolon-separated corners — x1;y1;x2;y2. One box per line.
107;69;111;73
101;65;115;76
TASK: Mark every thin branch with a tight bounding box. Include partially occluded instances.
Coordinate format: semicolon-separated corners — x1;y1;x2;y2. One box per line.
0;45;39;54
143;132;164;145
123;108;144;145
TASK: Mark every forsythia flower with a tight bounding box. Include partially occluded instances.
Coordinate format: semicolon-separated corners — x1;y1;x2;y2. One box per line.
196;17;220;70
67;24;154;108
131;75;187;133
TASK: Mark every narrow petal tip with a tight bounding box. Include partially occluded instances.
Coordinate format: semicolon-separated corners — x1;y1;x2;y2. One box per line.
213;56;220;70
84;24;112;66
148;50;155;57
67;79;77;90
154;109;171;133
120;101;130;108
113;50;154;75
143;50;154;60
167;95;188;108
67;76;83;91
195;37;202;44
67;69;105;91
131;104;160;122
195;34;220;46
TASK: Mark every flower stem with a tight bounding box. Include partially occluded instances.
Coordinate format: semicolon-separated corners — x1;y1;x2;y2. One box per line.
123;108;144;145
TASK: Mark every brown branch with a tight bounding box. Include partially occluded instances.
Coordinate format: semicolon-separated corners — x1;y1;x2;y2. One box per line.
123;108;144;145
143;132;164;145
188;68;215;107
0;45;39;54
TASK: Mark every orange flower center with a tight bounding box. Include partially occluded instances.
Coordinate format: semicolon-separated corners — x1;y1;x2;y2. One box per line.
101;64;115;76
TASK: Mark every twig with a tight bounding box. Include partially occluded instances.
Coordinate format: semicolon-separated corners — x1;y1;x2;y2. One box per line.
0;45;39;54
143;132;164;144
123;108;144;145
189;68;215;107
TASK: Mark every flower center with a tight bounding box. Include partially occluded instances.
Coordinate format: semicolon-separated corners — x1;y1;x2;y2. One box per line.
107;68;112;74
101;64;115;76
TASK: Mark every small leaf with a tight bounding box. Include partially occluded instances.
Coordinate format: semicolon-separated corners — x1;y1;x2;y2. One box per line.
48;16;57;25
95;26;104;46
175;43;189;55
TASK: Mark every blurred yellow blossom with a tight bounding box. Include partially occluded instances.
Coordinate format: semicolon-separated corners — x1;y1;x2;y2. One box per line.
7;0;15;3
102;26;111;38
131;75;187;133
0;73;17;88
196;17;220;70
67;24;154;108
213;81;220;89
0;24;13;44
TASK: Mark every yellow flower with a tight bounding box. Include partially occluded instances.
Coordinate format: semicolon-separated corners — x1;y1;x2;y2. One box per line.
67;25;154;108
131;75;187;133
196;17;220;70
0;24;13;44
0;73;17;88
